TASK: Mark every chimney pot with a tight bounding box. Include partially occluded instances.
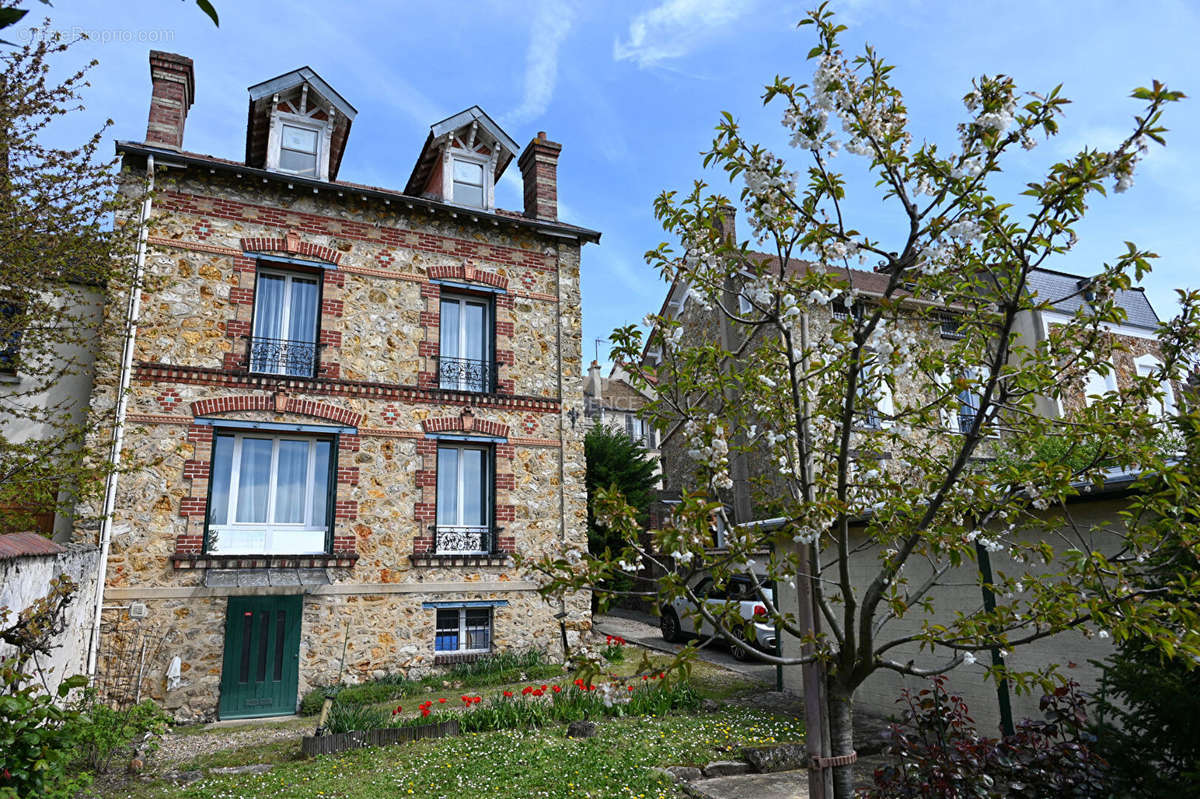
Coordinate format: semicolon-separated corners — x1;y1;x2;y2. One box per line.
518;133;562;222
145;50;195;150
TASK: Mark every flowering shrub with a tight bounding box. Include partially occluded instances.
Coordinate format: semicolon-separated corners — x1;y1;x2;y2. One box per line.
863;677;1107;798
602;635;628;663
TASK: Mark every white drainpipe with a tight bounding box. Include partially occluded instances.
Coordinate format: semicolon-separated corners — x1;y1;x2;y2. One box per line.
87;154;154;677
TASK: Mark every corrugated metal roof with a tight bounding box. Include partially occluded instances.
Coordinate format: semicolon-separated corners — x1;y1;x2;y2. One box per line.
0;532;63;560
1027;268;1160;329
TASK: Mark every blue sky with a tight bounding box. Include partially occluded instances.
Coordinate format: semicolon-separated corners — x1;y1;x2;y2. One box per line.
31;0;1200;371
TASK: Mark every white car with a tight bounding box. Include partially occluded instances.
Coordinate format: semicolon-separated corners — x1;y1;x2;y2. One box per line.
659;573;778;660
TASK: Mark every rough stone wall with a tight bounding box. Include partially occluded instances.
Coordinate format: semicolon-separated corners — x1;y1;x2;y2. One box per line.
0;544;100;692
83;164;592;721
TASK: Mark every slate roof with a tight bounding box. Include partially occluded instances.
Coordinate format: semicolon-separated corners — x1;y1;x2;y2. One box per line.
1026;268;1160;330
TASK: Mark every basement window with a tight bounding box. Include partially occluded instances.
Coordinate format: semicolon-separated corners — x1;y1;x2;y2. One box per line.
435;607;492;653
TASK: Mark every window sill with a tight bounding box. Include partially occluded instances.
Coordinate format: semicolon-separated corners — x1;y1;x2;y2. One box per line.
433;650;492;666
410;553;511;568
173;552;358;569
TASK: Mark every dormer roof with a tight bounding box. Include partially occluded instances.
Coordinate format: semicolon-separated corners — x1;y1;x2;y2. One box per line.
404;105;519;197
245;66;357;180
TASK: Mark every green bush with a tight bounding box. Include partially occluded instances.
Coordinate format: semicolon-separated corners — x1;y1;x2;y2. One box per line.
325;701;392;735
0;670;90;799
71;696;171;774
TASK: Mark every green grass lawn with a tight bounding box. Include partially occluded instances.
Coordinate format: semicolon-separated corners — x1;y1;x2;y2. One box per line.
127;707;804;799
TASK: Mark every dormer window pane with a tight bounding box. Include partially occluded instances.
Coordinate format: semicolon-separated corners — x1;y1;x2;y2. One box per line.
280;124;318;176
452;159;485;208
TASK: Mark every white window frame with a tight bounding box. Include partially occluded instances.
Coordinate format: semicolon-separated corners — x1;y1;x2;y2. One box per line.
1082;357;1118;407
438;293;492;392
206;432;332;555
442;148;495;211
266;111;331;181
1134;354;1176;418
251;267;321;376
856;350;893;430
434;606;493;654
435;442;492;554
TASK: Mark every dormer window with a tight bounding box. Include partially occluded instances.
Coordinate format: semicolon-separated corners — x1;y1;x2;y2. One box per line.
247;68;357;182
452;157;486;208
280;122;320;177
405;107;519;212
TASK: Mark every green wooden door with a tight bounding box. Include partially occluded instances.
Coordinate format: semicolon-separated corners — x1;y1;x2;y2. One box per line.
219;595;302;719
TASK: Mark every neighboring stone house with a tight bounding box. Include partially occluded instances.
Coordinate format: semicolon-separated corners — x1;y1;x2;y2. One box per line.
83;52;599;721
641;211;1175;728
583;360;659;453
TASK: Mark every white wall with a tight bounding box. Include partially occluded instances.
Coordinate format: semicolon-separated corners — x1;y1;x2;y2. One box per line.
0;543;101;691
778;499;1124;733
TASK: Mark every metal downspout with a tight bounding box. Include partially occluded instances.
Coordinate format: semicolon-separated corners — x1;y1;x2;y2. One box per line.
87;154;154;677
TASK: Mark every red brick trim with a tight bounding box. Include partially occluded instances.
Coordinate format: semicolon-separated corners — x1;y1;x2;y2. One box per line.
241;231;343;266
133;363;563;414
421;414;509;439
188;394;363;427
157;190;558;273
428;264;509;291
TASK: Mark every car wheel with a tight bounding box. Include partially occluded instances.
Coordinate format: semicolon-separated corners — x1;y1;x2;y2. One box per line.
730;627;752;662
660;608;683;643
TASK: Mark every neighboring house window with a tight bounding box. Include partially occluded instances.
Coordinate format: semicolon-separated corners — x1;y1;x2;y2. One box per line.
737;292;753;315
435;607;492;653
957;380;980;433
279;122;320;177
249;268;321;377
1083;358;1118;406
832;299;863;322
0;303;22;376
439;294;492;392
206;432;334;555
938;312;966;340
855;352;892;429
435;443;492;553
1134;354;1176;418
625;415;656;449
451;157;486;208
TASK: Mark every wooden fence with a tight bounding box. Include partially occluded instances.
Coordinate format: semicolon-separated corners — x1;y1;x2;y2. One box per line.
300;718;460;757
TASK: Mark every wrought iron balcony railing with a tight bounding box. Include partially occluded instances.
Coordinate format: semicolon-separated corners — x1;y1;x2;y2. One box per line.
434;525;492;555
437;356;495;393
248;336;319;377
957;411;978;434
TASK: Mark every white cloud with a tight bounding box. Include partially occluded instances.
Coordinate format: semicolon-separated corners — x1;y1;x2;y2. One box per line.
613;0;747;68
505;0;577;125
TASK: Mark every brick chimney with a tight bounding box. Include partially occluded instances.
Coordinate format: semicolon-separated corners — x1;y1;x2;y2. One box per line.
716;203;736;244
146;51;195;150
518;131;561;221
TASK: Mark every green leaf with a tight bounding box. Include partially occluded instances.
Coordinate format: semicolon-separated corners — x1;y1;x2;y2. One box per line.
0;8;28;30
194;0;220;26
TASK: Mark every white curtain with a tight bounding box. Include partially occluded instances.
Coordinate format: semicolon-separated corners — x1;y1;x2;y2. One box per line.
236;437;272;523
462;448;485;526
274;440;308;524
437;446;459;525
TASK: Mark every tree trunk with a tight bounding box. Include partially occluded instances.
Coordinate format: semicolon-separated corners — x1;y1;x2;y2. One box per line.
828;682;856;799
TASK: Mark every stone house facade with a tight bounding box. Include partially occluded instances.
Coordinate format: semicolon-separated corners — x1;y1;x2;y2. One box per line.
84;52;599;721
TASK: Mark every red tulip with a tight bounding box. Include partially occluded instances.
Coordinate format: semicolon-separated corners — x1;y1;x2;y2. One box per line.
421;708;430;717
522;686;533;695
503;690;513;698
438;697;447;703
552;685;562;693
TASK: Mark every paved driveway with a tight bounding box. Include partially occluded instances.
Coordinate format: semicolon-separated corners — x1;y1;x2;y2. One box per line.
595;608;781;686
